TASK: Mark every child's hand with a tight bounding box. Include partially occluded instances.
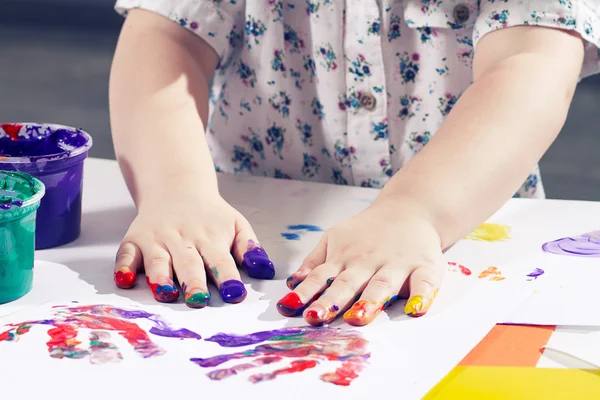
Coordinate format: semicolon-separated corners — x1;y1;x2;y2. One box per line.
277;197;445;326
113;189;274;307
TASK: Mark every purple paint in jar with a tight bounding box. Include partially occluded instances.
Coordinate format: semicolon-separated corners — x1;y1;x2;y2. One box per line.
0;123;93;249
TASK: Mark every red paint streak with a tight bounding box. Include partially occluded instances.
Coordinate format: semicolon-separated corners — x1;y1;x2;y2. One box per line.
0;329;12;341
250;360;318;383
1;123;22;141
448;262;472;276
114;270;137;289
276;292;306;317
459;265;472;276
321;357;365;386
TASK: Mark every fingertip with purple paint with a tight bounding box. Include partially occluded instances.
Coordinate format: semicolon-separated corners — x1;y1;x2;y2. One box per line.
242;240;275;280
220;280;248;304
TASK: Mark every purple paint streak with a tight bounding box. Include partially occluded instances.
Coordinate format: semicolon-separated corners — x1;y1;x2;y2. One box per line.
190;326;370;386
526;268;545;281
542;231;600;257
242;240;275;279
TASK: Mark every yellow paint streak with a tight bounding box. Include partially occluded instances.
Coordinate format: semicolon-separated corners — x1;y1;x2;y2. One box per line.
466;223;511;242
423;366;600;400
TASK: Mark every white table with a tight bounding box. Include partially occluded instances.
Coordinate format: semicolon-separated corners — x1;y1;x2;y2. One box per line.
3;158;600;399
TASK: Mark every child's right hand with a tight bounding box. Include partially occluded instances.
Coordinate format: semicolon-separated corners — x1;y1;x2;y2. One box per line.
113;188;274;308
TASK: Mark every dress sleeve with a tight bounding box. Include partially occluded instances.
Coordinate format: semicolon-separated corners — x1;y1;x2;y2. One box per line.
115;0;245;63
473;0;600;80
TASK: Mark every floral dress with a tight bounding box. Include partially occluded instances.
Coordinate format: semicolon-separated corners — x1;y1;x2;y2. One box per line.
115;0;600;198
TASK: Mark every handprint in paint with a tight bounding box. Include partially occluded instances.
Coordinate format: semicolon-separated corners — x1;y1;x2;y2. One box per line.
191;326;370;386
0;304;201;363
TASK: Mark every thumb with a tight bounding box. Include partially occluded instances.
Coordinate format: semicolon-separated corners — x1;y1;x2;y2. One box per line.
404;265;443;318
232;217;275;280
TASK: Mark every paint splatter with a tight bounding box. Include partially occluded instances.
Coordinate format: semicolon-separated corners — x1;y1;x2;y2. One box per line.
280;224;324;240
478;266;505;281
0;304;201;364
526;268;545;281
447;262;472;276
241;240;275;279
343;296;399;326
146;276;179;303
182;282;211;308
542;231;600;257
466;223;511;242
281;232;301;240
191;326;370;386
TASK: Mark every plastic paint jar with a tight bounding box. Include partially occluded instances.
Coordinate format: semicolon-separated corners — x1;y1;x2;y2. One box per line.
0;123;93;249
0;170;45;303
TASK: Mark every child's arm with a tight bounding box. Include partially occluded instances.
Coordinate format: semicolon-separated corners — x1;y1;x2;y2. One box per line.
110;8;218;203
378;26;584;248
280;26;584;327
109;9;272;305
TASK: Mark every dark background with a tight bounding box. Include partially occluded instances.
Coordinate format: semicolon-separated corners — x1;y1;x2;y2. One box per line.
1;0;599;199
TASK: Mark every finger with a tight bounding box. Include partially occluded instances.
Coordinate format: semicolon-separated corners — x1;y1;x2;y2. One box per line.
202;244;247;304
303;265;375;326
114;242;142;289
343;265;411;326
167;240;211;308
233;218;275;280
276;262;343;317
138;240;179;303
286;234;328;290
404;265;442;318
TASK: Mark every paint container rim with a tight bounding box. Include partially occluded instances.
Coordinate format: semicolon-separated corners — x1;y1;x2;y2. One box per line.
0;122;93;164
0;170;45;211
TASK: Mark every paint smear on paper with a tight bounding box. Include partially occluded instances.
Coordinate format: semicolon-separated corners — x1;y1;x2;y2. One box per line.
191;326;370;386
542;230;600;257
280;224;324;241
0;303;201;363
526;268;544;281
478;266;505;281
466;223;511;242
448;262;472;276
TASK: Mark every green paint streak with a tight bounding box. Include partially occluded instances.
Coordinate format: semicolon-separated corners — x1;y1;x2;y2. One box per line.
268;333;305;342
210;267;219;279
186;291;211;306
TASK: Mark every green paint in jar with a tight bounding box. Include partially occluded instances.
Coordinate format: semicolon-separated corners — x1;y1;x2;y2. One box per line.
0;170;45;304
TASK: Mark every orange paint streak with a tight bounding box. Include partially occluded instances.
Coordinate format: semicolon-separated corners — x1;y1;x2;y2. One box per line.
478;266;505;281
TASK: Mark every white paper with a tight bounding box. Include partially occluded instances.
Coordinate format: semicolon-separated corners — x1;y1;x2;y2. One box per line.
542;328;600;368
503;252;600;326
0;278;528;400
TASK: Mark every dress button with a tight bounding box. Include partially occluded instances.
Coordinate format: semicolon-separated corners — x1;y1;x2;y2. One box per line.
360;93;377;111
453;4;470;24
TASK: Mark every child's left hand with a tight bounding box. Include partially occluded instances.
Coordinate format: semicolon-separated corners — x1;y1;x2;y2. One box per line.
276;196;446;326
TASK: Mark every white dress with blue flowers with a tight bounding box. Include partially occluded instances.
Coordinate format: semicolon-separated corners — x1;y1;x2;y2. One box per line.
115;0;600;198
